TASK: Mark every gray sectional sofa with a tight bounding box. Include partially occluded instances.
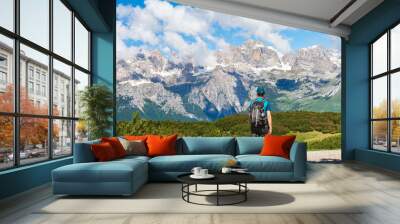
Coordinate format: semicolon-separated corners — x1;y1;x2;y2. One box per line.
52;137;307;196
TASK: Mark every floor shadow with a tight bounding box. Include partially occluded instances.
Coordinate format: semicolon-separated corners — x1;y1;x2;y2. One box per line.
203;190;295;207
56;183;182;200
308;159;342;164
56;195;135;200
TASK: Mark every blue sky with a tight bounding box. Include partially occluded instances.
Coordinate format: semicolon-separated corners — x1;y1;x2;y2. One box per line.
117;0;340;65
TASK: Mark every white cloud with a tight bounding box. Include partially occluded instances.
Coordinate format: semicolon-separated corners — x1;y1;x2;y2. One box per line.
116;3;134;18
145;0;209;36
116;3;161;45
211;13;292;52
264;32;292;53
164;31;217;66
117;0;294;65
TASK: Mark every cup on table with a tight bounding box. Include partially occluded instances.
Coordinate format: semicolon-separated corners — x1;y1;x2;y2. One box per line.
200;169;208;176
191;167;202;176
221;167;232;174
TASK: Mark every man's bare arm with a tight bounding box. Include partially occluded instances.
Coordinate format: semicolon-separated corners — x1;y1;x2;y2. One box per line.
267;111;272;134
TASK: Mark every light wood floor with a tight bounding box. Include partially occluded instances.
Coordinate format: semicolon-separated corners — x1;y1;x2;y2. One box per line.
1;162;400;224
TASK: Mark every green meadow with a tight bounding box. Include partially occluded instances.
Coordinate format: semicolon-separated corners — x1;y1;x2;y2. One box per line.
117;111;341;150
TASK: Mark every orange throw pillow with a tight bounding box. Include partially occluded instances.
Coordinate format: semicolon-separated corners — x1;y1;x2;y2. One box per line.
146;135;178;157
260;135;296;159
124;135;148;141
101;137;127;158
91;142;117;162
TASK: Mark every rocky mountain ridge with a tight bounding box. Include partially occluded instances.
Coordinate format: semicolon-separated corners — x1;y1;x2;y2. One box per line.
117;40;341;121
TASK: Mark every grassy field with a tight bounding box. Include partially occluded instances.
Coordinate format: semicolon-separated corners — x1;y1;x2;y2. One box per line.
117;111;341;150
288;131;341;151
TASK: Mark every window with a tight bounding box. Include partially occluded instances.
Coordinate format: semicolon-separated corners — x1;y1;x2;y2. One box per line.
0;53;8;88
0;0;14;32
0;1;91;170
28;81;34;94
0;55;7;67
54;89;58;104
75;18;90;70
53;0;72;60
42;85;46;97
53;59;72;117
75;120;88;143
372;34;387;77
21;44;50;117
28;67;34;80
0;34;14;113
392;120;400;153
19;117;49;165
391;24;400;70
0;53;8;86
74;69;89;143
74;69;89;118
53;119;72;158
20;0;49;49
0;71;7;84
35;70;41;81
0;116;14;170
370;23;400;153
36;84;40;95
372;76;387;119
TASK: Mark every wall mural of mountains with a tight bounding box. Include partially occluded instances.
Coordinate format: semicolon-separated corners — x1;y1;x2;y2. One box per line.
116;0;342;150
117;40;341;121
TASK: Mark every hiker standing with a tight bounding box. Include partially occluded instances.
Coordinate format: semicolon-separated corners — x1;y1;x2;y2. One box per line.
248;87;272;136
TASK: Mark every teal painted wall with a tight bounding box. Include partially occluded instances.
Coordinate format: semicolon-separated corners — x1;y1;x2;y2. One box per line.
66;0;110;32
91;0;116;135
343;0;400;171
0;158;72;199
92;32;115;135
355;149;400;172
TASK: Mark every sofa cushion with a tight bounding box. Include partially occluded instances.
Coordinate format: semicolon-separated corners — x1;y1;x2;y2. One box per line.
149;154;235;172
178;137;236;155
73;140;100;163
91;142;118;161
147;135;178;157
260;135;296;159
53;159;147;183
236;155;293;172
236;137;263;155
101;137;127;158
119;138;147;156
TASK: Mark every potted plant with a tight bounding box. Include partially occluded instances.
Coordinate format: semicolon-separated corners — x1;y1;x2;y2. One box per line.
79;84;113;140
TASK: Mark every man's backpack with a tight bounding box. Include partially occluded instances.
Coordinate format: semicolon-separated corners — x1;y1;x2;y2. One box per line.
249;100;268;129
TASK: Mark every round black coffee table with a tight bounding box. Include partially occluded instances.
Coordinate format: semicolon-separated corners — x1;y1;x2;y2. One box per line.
177;173;255;206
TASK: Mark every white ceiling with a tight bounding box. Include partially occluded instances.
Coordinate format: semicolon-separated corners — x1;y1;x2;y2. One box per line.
172;0;384;38
226;0;352;22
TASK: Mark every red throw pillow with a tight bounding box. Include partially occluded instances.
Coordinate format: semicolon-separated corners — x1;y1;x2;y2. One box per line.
91;142;117;162
124;135;148;141
260;135;296;159
101;137;127;158
146;135;178;157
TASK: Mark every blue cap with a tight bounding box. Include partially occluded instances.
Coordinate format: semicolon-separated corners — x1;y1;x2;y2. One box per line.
256;87;265;95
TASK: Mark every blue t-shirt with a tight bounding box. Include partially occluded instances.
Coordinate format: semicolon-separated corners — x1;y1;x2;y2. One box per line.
249;97;271;112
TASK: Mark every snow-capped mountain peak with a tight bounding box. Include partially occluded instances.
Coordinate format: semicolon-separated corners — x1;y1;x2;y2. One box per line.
117;41;341;121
